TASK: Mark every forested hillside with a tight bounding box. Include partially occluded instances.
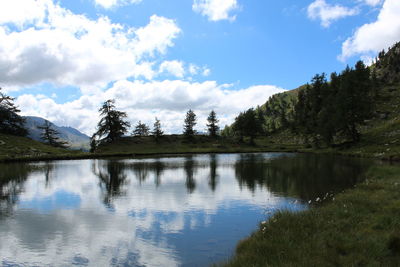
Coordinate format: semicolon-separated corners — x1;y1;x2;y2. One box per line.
224;41;400;155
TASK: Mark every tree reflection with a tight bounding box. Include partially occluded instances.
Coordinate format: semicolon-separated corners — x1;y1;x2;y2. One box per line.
234;154;266;193
0;163;47;217
132;162;150;184
153;160;165;187
184;156;196;193
208;154;218;191
92;160;128;207
235;154;370;201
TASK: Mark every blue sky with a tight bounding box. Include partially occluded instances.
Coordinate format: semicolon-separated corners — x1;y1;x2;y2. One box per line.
0;0;399;134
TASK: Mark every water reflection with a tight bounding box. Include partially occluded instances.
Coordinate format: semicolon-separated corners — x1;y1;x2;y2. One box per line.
208;154;218;192
234;153;369;201
184;156;196;194
0;153;372;266
92;161;129;207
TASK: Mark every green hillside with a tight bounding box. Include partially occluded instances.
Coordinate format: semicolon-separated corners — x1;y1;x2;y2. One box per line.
224;41;400;160
0;133;84;162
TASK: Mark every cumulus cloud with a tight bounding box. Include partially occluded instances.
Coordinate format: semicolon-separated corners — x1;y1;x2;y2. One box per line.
16;80;285;135
159;60;185;78
307;0;359;27
94;0;142;9
193;0;239;22
0;1;181;88
339;0;400;61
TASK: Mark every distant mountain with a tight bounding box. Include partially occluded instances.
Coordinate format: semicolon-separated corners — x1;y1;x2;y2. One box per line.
23;116;90;150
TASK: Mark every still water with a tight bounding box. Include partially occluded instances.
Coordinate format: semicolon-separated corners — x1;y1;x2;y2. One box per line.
0;153;371;267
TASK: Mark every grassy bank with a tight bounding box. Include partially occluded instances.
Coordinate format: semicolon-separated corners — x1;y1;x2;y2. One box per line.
221;164;400;266
93;135;303;155
0;133;87;162
0;133;304;162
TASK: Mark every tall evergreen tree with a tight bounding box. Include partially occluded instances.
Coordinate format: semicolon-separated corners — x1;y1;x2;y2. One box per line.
152;117;164;141
38;120;69;148
0;88;27;136
132;121;150;136
92;99;130;143
206;110;219;137
183;109;197;139
337;61;372;142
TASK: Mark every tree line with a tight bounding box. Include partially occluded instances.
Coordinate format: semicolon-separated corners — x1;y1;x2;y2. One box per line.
223;59;377;147
0;88;221;151
90;99;221;151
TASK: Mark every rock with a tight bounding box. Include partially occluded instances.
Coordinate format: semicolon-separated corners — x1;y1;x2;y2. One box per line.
0;140;5;145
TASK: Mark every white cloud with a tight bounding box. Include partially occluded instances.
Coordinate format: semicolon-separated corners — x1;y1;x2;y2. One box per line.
189;64;200;75
159;60;185;78
0;0;47;27
361;0;382;6
134;15;181;57
16;80;285;135
193;0;239;22
94;0;142;9
202;68;211;76
339;0;400;61
0;1;181;88
307;0;359;27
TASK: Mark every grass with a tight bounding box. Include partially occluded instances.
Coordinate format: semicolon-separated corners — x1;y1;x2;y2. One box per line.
93;135;303;156
220;164;400;266
0;133;87;162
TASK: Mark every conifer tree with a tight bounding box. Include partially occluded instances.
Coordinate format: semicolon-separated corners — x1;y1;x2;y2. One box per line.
152;117;163;140
183;109;197;139
92;99;130;143
133;121;150;136
0;88;27;136
38;120;69;148
206;110;219;137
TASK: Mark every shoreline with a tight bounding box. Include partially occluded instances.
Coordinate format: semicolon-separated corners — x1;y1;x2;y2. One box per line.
2;144;399;163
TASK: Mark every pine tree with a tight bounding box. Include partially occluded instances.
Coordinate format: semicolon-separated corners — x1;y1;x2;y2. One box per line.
337;61;372;142
0;88;27;136
152;117;163;140
92;99;130;143
132;121;150;136
183;109;197;139
38;120;69;148
206;110;219;137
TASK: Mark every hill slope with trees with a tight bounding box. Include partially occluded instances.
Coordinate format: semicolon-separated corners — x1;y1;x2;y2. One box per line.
223;41;400;159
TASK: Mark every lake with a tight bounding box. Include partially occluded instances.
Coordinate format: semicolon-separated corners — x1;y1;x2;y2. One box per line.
0;153;371;267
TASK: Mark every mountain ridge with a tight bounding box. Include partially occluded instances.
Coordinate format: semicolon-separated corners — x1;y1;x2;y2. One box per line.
23;116;90;150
